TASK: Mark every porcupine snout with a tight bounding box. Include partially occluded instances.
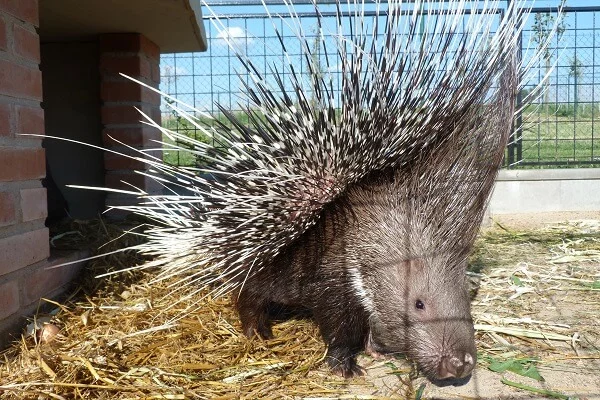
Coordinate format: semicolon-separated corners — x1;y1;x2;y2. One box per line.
403;315;477;381
415;301;478;381
437;349;476;379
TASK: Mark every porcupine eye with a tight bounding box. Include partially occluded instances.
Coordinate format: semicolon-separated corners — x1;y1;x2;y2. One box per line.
415;299;425;310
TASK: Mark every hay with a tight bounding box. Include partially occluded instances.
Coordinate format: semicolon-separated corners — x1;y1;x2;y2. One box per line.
1;219;599;399
470;220;600;392
1;219;357;399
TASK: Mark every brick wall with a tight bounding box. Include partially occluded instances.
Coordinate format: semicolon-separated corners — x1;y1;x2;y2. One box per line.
1;8;165;346
99;33;162;208
0;0;81;348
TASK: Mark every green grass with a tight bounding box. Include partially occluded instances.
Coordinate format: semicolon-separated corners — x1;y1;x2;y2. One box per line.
161;132;199;167
161;104;600;168
161;114;213;167
517;106;600;167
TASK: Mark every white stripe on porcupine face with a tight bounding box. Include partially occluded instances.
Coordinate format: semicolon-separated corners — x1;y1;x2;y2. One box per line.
349;267;374;313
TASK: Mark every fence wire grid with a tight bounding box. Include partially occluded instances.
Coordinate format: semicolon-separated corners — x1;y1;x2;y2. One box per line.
160;1;600;168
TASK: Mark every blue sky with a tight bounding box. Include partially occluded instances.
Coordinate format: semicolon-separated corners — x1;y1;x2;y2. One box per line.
160;0;600;111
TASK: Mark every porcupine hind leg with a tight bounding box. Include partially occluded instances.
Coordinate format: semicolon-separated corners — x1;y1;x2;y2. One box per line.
235;283;274;340
313;297;370;378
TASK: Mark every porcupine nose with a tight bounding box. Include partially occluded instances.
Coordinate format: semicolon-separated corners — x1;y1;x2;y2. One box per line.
437;351;475;379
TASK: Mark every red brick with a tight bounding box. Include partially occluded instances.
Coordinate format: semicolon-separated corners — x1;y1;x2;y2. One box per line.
0;59;42;100
105;172;161;193
101;104;158;125
15;105;43;135
0;228;49;277
20;187;46;222
0;102;11;136
99;33;141;53
0;0;39;26
0;191;16;226
21;262;81;305
151;61;160;83
102;126;161;147
141;36;160;60
13;24;40;62
151;107;161;126
100;55;151;79
0;147;45;182
0;17;7;51
100;81;160;105
0;280;20;319
100;33;159;60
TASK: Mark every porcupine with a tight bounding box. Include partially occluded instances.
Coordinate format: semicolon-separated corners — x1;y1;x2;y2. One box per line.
65;0;556;381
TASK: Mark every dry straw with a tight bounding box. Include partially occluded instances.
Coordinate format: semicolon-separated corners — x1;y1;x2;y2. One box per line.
1;219;598;399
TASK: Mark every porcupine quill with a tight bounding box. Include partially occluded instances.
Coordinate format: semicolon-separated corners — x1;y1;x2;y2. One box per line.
43;0;562;380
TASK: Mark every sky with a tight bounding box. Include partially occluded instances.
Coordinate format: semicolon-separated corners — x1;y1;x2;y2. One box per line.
160;0;600;112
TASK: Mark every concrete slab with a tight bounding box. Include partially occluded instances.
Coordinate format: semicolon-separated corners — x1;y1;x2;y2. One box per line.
39;0;207;53
489;169;600;215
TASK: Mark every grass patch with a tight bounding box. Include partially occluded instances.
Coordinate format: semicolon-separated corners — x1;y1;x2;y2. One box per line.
161;104;600;169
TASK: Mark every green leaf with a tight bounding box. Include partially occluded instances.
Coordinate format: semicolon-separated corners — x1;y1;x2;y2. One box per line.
511;275;524;286
501;377;570;399
489;359;516;373
589;280;600;289
488;358;545;382
384;361;398;371
414;383;426;400
520;365;545;382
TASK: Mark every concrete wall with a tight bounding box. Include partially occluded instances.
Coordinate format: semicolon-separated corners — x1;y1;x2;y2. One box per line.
41;41;105;218
489;168;600;215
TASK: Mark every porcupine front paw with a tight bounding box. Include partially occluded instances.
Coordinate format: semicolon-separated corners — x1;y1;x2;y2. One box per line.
237;304;274;339
364;331;389;359
326;347;365;378
235;285;275;340
241;317;274;340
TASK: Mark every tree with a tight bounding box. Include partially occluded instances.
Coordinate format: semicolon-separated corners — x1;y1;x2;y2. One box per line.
530;0;567;105
530;0;567;161
568;55;584;117
308;24;325;108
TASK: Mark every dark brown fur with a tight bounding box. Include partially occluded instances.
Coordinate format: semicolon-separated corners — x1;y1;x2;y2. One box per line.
235;173;477;379
235;47;516;381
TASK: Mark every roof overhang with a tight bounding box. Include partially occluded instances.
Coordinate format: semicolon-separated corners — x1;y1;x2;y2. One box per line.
39;0;207;53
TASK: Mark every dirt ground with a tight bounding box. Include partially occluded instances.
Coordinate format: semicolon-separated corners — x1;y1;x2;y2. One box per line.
489;211;600;230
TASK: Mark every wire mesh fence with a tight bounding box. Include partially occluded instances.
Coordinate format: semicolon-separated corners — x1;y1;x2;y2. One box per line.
510;5;600;167
159;1;600;168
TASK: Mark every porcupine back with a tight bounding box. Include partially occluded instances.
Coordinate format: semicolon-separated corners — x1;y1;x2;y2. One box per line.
230;49;519;377
89;0;545;309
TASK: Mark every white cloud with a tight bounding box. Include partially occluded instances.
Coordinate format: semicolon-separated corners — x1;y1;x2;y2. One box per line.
216;26;248;41
215;27;254;53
